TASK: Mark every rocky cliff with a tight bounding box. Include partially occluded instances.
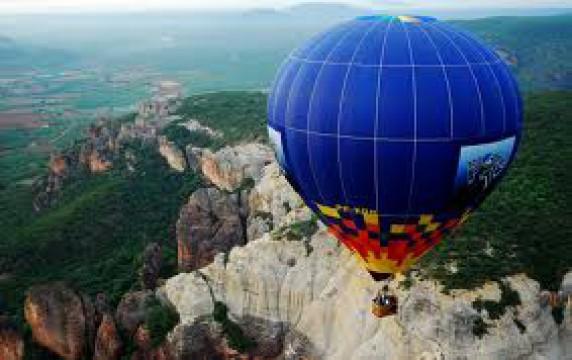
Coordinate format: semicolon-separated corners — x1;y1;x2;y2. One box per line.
21;252;178;360
176;187;248;272
162;153;572;360
163;230;572;360
188;143;273;192
158;136;187;172
176;143;275;273
24;283;95;360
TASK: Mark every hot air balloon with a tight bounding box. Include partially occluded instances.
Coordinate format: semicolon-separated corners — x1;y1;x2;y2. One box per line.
267;15;522;317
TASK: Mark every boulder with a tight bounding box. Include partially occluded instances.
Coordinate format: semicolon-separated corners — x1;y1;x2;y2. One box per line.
93;314;123;360
0;316;24;360
24;282;93;360
176;188;246;272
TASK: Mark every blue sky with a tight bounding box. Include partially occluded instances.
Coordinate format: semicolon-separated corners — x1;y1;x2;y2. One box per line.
0;0;570;13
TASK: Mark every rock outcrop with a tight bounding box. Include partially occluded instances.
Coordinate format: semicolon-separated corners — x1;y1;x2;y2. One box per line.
0;316;24;360
24;283;94;360
22;282;178;360
93;314;122;360
176;187;247;272
191;143;273;192
139;242;163;290
79;122;117;173
33;119;119;211
163;228;572;360
158;136;187;172
33;154;71;210
179;119;223;139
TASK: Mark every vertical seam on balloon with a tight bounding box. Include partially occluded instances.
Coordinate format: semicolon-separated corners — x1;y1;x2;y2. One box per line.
374;17;395;217
429;22;486;136
271;62;291;127
284;22;351;130
462;29;521;133
306;22;363;205
453;28;508;135
283;22;352;202
335;21;380;208
402;21;418;219
272;44;302;128
417;25;455;139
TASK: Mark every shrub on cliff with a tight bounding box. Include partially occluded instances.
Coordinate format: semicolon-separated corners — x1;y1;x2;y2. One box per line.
213;301;256;352
144;297;179;348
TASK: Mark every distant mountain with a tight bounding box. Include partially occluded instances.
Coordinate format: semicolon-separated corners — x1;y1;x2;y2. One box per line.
405;8;572;20
243;2;572;21
284;2;375;18
238;2;372;22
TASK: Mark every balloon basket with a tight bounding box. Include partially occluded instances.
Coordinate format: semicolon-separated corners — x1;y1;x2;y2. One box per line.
371;290;398;318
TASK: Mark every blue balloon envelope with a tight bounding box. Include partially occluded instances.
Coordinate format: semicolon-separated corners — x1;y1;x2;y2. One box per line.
267;15;522;278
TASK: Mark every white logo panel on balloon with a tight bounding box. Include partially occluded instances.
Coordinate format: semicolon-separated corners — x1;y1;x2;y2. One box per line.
455;136;516;192
268;126;287;171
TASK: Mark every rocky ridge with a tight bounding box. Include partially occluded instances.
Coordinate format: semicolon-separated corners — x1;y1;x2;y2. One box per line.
33;119;120;211
33;89;186;211
164;222;572;360
176;143;277;273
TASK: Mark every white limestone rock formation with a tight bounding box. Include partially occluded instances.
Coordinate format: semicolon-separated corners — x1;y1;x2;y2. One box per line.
247;163;311;240
192;143;273;192
162;229;571;360
179;119;223;139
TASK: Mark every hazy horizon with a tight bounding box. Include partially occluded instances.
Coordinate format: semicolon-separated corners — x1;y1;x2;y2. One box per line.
1;0;571;14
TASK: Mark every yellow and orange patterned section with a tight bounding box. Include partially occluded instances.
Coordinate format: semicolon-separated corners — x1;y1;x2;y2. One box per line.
315;203;471;277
